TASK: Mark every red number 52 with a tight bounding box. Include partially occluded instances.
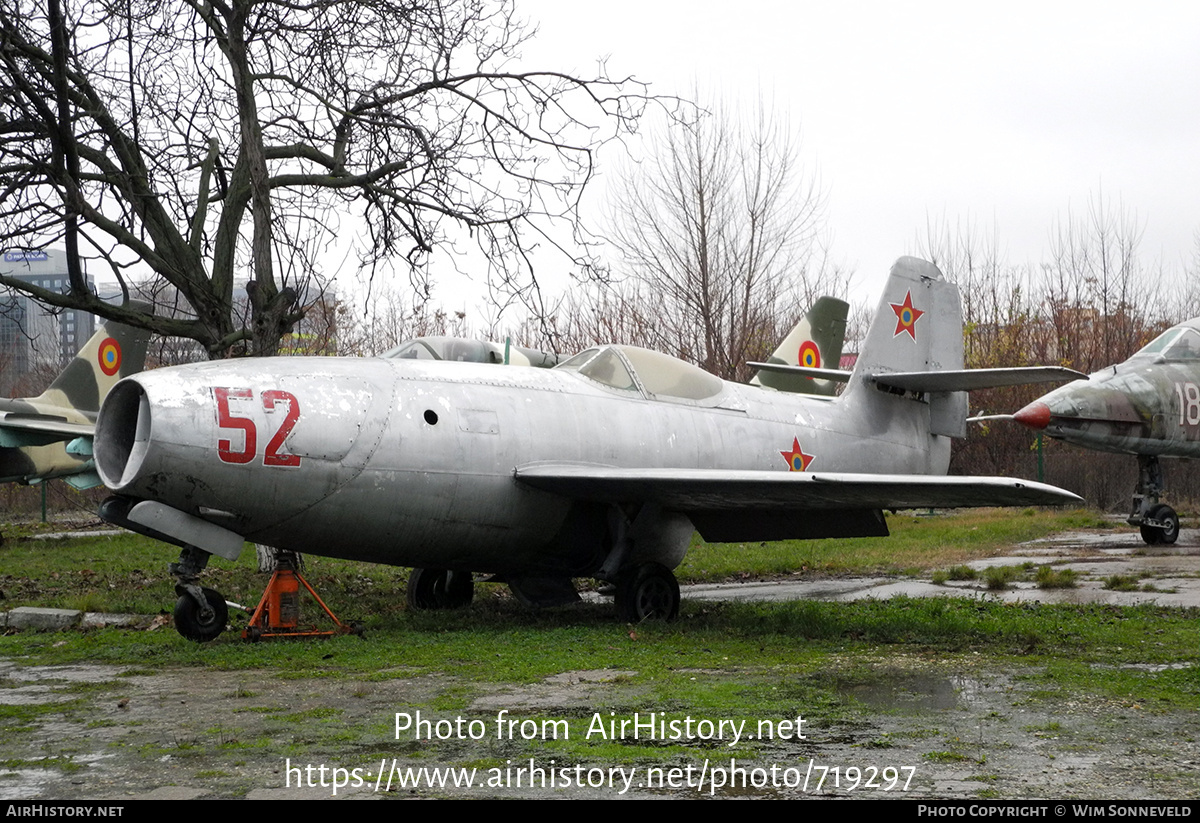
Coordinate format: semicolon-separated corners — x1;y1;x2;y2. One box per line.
213;387;302;468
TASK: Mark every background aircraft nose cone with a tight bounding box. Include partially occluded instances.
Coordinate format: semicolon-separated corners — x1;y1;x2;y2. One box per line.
1013;401;1052;430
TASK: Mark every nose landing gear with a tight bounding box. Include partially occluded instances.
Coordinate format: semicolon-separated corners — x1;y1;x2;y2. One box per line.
1129;455;1179;545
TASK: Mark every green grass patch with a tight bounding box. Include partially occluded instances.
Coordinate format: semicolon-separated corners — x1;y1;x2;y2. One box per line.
984;565;1021;590
679;509;1105;580
2;598;1195;711
1035;566;1078;589
1103;574;1142;591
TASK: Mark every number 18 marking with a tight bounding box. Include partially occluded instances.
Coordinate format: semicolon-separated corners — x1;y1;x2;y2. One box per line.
1175;382;1200;426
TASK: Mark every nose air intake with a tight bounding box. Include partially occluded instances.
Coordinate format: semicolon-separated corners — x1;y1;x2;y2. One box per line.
94;379;152;491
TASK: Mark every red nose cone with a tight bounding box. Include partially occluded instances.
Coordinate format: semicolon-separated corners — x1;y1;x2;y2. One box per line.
1013;401;1052;430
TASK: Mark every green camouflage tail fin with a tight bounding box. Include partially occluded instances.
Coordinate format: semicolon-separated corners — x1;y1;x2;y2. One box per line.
33;303;152;415
751;296;849;395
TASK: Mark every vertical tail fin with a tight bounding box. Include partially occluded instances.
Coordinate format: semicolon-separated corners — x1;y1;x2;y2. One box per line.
846;257;962;389
751;296;849;395
33;302;152;415
843;258;965;470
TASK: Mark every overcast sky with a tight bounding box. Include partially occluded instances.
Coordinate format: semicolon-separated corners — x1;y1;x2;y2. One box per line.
510;0;1200;304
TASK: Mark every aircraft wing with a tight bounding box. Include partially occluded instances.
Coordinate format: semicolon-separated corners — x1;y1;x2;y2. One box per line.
514;464;1082;542
0;413;94;448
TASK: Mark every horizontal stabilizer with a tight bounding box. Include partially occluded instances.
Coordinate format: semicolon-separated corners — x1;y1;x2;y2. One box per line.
0;413;96;447
750;364;1085;393
873;367;1085;393
515;464;1083;512
747;362;852;383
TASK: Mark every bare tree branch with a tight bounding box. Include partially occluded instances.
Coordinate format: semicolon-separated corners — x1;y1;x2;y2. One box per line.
0;0;650;357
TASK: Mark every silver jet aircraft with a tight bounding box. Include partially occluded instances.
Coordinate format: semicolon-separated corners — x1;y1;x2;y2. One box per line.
0;307;150;490
1013;318;1200;544
92;258;1081;641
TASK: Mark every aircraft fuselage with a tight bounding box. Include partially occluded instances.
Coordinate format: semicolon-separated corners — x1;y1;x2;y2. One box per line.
95;355;947;576
1017;356;1200;457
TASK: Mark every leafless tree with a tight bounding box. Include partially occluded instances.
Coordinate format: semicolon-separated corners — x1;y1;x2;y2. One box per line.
0;0;649;358
602;94;847;381
338;281;470;357
1043;193;1167;371
918;203;1182;504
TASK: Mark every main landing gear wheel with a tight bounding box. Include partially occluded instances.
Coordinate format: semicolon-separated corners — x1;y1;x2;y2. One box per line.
1141;504;1180;545
173;586;229;643
615;562;680;622
406;568;474;610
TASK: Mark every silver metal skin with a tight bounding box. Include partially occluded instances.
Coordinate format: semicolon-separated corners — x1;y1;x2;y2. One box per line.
0;307;150;489
92;258;1081;634
1014;318;1200;543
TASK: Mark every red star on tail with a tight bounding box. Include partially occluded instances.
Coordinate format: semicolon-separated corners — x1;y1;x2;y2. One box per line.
889;290;924;339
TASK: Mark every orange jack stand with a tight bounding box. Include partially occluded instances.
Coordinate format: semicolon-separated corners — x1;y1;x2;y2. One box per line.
242;552;355;641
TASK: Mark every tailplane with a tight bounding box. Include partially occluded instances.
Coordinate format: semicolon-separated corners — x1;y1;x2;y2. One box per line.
747;257;1084;454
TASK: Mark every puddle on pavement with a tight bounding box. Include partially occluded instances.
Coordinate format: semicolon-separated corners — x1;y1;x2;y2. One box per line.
834;673;986;712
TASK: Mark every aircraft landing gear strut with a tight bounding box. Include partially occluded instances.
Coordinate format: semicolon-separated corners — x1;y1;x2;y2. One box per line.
1129;455;1179;545
170;546;228;643
600;504;682;622
406;568;474;610
615;562;680;622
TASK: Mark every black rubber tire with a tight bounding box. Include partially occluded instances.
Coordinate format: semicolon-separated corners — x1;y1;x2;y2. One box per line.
1152;504;1180;545
406;568;474;610
173;587;228;643
615;562;680;622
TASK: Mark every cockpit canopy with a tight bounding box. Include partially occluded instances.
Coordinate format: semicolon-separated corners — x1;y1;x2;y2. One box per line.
1133;324;1200;362
381;336;560;368
556;345;726;403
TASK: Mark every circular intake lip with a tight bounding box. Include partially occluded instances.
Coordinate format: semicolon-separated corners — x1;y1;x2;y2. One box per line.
94;379;151;491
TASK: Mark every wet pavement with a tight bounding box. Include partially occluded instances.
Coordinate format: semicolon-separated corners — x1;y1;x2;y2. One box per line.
677;528;1200;608
3;524;1197;800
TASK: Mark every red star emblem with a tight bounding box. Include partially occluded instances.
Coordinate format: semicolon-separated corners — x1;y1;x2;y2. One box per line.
889;290;924;339
780;437;814;472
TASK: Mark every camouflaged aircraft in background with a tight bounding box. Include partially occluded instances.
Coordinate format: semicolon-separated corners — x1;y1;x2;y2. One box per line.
749;296;849;397
0;307;150;490
1013;318;1200;545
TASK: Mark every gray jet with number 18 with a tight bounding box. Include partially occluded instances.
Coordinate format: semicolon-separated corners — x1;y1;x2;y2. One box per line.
1013;318;1200;544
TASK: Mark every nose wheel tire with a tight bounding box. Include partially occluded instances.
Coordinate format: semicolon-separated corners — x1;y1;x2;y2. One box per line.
1139;504;1180;545
1153;504;1179;545
173;587;229;642
406;568;474;610
615;562;680;622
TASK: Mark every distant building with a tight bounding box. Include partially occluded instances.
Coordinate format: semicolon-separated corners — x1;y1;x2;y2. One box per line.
0;249;97;395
